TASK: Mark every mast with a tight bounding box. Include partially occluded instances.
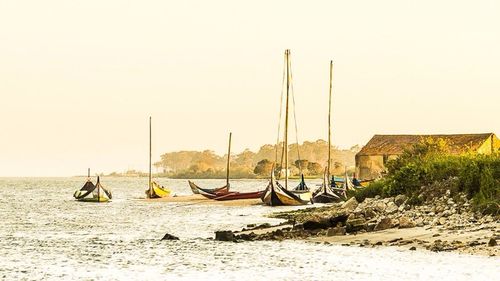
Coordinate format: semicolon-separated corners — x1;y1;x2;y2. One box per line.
284;49;290;189
87;168;90;178
97;176;100;203
327;60;333;184
149;116;152;197
226;132;232;186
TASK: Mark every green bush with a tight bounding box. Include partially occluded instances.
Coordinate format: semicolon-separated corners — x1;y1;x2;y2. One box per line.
379;138;500;214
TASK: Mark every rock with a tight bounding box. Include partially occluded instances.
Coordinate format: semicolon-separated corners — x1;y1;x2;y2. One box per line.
374;217;393;231
394;195;407;206
367;222;377;232
399;216;416;229
346;218;367;233
374;202;387;213
326;227;346;236
488;238;497;247
409;246;417;250
303;218;332;230
161;233;180;240
438;217;447;225
385;202;398;214
414;218;424;227
215;231;235;241
364;208;377;220
341;197;359;212
329;213;349;226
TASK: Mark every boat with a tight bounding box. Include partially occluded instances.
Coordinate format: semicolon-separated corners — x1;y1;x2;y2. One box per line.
145;117;171;199
261;166;311;206
261;49;312;206
312;60;345;203
213;190;264;201
73;171;112;202
188;132;233;195
312;169;342;203
188;180;228;195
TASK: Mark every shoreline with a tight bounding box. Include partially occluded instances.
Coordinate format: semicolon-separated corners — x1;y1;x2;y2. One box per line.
228;192;499;257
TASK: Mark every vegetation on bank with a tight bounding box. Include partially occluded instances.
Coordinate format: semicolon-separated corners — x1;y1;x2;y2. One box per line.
353;138;500;214
154;139;360;179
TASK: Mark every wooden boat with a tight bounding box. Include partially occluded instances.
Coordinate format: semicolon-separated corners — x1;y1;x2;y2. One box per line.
313;169;345;203
261;167;311;206
188;180;229;196
262;50;311;206
188;132;233;195
214;190;264;201
145;117;171;199
313;60;345;203
73;172;112;202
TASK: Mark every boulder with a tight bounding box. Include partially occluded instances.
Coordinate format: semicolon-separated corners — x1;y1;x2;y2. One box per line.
385;202;398;214
488;238;497;247
215;231;235;241
394;195;407;206
303;218;332;230
374;202;387;213
364;208;377;220
399;216;416;229
329;213;349;226
161;233;180;240
346;218;367;233
374;217;393;231
326;227;346;236
341;197;359;212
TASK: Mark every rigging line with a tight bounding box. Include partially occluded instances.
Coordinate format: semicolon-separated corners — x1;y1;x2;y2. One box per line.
275;51;287;175
288;52;303;175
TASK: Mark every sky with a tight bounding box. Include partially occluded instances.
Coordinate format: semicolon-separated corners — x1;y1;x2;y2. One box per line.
0;0;498;176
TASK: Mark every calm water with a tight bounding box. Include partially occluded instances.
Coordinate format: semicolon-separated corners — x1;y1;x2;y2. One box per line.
0;177;498;280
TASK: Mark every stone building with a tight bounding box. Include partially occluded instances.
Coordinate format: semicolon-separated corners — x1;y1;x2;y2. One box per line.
355;133;500;180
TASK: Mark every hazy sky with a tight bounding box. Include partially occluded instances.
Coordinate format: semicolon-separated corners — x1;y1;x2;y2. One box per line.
0;0;498;176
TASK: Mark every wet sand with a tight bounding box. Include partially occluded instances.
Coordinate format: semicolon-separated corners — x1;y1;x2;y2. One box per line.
144;194;263;207
313;223;499;256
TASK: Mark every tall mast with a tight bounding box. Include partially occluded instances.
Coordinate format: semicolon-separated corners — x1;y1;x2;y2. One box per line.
149;116;152;196
327;61;333;183
87;168;90;178
284;49;290;189
226;132;232;186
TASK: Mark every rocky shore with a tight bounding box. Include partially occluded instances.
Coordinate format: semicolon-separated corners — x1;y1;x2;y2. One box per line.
216;184;499;256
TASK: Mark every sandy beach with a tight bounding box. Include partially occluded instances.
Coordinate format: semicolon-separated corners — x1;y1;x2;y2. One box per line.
144;194;263;207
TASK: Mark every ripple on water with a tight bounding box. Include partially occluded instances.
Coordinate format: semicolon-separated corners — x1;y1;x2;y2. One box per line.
0;177;498;280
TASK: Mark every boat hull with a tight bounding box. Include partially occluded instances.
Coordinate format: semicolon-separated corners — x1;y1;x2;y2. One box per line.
214;191;264;201
188;180;229;195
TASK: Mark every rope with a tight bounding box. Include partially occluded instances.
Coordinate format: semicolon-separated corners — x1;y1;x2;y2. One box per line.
275;52;287;179
288;53;303;175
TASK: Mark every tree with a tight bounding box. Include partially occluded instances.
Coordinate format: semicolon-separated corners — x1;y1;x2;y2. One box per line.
254;159;273;176
307;162;323;175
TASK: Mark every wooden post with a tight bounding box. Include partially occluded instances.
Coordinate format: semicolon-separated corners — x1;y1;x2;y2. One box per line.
226;132;232;186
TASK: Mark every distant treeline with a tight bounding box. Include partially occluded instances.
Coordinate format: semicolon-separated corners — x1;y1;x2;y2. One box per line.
154;139;360;179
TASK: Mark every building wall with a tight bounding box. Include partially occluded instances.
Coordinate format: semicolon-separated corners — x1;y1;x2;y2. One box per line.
477;135;500;154
356;154;395;180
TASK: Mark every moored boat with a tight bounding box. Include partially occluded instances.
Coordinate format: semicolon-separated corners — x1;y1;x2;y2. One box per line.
188;132;233;196
145;117;171;199
262;50;312;206
74;174;112;202
213;190;264;201
261;167;311;206
312;60;345;203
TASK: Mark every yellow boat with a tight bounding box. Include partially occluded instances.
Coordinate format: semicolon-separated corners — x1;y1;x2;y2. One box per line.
74;175;112;203
146;181;171;198
145;117;172;199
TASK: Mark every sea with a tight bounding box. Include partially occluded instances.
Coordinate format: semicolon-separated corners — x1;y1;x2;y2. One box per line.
0;177;497;280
